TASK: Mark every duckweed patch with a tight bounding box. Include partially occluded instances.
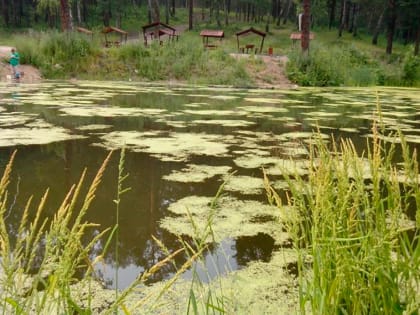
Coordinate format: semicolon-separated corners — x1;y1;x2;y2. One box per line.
120;249;300;314
192;119;257;127
76;124;113;131
99;131;231;162
163;164;232;183
59;106;166;117
222;175;265;195
0;113;37;127
160;195;290;245
0;125;84;147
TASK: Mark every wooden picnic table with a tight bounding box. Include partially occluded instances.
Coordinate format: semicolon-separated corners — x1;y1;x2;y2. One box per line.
200;30;224;48
290;32;315;45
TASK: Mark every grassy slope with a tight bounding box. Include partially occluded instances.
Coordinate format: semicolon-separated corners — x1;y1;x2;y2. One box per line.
1;7;418;87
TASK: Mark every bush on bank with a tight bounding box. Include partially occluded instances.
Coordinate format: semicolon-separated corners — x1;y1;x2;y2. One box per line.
286;41;420;87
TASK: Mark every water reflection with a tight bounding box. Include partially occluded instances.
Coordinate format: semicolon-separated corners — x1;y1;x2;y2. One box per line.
1;82;419;289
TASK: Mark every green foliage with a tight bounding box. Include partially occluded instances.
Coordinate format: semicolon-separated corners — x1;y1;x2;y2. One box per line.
100;36;251;86
0;151;113;313
265;112;420;314
402;48;420;86
286;42;380;86
10;30;101;78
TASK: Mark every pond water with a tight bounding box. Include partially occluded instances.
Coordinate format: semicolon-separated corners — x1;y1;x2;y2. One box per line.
0;81;419;289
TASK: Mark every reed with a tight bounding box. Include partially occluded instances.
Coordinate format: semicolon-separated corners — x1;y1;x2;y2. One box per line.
0;150;190;314
264;108;420;314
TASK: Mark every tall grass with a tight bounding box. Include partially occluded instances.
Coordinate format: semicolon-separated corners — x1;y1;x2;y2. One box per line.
286;39;420;87
286;41;381;86
0;150;195;314
265;108;420;314
12;30;102;78
9;29;250;85
113;35;251;86
0;150;113;313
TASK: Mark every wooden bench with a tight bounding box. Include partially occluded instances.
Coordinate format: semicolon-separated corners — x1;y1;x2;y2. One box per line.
290;32;315;45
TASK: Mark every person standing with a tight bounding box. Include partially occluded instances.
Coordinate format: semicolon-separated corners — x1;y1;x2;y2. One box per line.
10;48;20;80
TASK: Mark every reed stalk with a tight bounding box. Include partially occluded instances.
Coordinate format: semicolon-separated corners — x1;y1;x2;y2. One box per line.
265;109;420;314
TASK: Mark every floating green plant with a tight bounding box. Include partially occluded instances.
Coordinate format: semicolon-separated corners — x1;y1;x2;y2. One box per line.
160;195;289;245
163;164;232;183
100;131;231;162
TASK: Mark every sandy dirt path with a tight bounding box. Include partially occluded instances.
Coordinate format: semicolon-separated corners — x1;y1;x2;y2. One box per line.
0;46;42;83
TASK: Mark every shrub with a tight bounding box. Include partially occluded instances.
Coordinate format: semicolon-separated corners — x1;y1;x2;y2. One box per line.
402;48;420;86
286;42;380;86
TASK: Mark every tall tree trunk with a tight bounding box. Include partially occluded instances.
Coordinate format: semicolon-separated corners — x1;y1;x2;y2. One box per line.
151;0;160;22
165;0;169;24
60;0;73;31
328;0;336;29
344;0;350;30
415;24;420;56
1;0;10;27
276;0;282;26
76;0;81;25
372;6;385;45
188;0;193;30
103;0;111;26
338;0;346;37
171;0;175;16
216;0;221;27
283;0;292;25
386;0;397;55
147;0;152;23
352;3;359;37
224;0;229;25
301;0;310;54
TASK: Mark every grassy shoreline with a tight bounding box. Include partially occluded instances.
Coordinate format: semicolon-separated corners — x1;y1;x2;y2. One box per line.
2;22;419;87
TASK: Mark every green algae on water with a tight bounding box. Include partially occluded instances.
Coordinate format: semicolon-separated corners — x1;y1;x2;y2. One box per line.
0;126;85;147
222;175;265;195
99;131;231;162
77;124;113;131
163;164;232;183
160;195;290;245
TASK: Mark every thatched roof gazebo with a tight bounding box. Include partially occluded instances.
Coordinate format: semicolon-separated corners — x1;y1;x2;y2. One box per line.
235;27;266;54
102;26;128;47
142;22;179;46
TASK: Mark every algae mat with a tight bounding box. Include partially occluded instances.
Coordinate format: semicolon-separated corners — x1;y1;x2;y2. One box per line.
1;82;419;313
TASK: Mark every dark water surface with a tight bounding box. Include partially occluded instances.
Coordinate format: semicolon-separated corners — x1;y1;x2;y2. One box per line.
0;82;419;289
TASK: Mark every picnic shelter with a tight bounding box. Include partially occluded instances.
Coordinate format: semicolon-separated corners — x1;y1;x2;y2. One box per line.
236;27;266;54
76;26;94;40
200;30;224;48
142;22;179;46
102;26;128;47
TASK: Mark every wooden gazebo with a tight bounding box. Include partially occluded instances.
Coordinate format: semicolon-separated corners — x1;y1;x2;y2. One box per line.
142;22;179;46
200;30;224;48
102;26;128;47
236;27;266;54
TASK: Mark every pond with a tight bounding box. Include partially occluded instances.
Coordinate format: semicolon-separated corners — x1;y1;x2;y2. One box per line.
0;81;419;290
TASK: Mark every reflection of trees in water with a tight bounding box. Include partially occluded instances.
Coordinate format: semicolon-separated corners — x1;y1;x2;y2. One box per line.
234;233;275;266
